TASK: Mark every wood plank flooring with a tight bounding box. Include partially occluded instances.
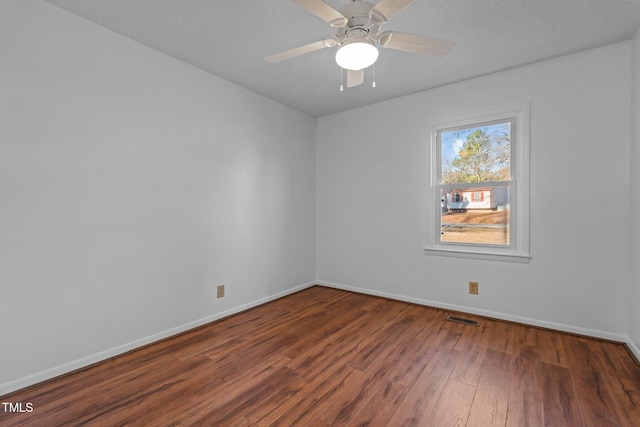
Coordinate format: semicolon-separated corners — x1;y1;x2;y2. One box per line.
2;286;639;426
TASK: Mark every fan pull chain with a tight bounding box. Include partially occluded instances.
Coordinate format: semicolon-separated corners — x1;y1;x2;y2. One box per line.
372;64;376;88
339;67;344;92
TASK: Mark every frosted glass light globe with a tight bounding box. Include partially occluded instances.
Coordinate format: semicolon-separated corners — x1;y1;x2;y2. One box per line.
335;42;379;71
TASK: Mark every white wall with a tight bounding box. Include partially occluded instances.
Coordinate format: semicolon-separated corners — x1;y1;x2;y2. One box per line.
317;41;632;340
630;29;640;354
0;0;316;393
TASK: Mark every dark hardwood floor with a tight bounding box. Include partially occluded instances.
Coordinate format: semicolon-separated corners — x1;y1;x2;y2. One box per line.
2;286;639;426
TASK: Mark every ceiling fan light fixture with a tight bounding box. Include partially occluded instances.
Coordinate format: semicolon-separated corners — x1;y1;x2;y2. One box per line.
335;41;379;71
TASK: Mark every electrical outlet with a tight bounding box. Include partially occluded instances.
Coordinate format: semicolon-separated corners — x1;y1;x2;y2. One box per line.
217;285;225;298
469;281;479;295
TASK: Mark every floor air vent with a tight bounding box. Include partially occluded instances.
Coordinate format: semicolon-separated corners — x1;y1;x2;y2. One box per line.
446;314;480;327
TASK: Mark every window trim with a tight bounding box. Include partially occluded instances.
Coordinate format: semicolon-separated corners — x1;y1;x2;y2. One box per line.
425;103;531;263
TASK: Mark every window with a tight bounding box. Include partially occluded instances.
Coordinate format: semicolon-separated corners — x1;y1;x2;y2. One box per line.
471;192;483;202
425;105;530;262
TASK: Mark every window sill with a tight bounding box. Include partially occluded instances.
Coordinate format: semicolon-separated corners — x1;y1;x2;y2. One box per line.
424;247;531;263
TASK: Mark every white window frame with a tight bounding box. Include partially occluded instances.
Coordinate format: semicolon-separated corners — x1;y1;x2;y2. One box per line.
425;104;531;263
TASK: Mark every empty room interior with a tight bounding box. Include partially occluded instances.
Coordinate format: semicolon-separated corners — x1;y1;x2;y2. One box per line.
2;0;640;425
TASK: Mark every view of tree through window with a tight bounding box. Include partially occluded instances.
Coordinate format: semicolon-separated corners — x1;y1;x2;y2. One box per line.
439;120;512;246
442;124;510;184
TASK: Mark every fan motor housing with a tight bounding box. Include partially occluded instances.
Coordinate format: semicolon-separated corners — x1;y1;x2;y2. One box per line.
336;1;379;42
339;1;374;27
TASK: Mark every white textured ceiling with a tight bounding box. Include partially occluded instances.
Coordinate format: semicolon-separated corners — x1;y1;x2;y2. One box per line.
43;0;640;117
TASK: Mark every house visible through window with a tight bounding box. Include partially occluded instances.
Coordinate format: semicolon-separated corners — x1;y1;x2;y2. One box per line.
426;105;530;262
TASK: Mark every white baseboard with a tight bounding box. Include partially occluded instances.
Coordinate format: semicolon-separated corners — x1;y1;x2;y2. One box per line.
316;280;632;344
0;281;316;397
625;338;640;363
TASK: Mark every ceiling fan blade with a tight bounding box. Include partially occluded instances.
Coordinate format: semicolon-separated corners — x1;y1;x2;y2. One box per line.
346;69;364;88
370;0;415;23
291;0;349;27
265;39;336;63
378;31;455;57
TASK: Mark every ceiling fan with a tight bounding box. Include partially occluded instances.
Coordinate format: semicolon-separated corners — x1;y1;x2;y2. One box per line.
265;0;456;88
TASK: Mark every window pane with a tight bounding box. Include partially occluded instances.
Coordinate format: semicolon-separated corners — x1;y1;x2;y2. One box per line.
440;185;510;245
441;122;511;184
